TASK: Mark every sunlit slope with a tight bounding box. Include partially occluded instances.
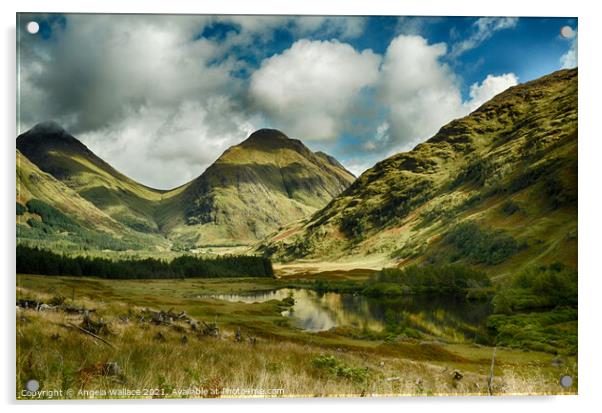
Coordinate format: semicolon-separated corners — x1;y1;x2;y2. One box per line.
16;122;168;232
259;69;577;277
16;149;166;251
17;149;120;233
17;125;355;249
166;129;356;247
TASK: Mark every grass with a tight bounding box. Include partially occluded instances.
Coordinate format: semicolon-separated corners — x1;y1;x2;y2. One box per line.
17;274;576;398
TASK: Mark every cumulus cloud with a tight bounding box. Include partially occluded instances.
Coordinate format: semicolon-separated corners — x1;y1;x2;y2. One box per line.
376;35;464;151
80;98;260;189
18;15;267;188
249;39;381;140
560;30;578;69
450;17;518;58
357;35;518;157
463;73;518;112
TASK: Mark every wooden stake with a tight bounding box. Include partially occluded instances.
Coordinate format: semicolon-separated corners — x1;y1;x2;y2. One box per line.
488;346;497;395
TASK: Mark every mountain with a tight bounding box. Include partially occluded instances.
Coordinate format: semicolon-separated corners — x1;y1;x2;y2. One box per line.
16;122;169;233
16;149;165;251
258;69;578;277
158;128;356;247
16;125;354;249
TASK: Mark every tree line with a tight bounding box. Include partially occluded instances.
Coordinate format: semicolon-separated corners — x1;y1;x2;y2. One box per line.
362;264;491;296
16;245;274;279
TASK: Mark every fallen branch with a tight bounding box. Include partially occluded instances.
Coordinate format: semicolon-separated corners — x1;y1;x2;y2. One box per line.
67;323;116;349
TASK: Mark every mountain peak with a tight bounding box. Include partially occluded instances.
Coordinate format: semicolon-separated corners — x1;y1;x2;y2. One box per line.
234;128;314;158
17;121;85;153
29;121;67;135
240;128;291;147
247;128;289;140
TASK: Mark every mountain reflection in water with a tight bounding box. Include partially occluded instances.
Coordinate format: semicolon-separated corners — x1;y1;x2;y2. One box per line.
208;288;492;341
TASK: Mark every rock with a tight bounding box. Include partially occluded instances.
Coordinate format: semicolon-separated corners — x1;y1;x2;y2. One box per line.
104;362;121;376
201;321;219;337
551;357;565;368
452;370;463;381
38;303;55;312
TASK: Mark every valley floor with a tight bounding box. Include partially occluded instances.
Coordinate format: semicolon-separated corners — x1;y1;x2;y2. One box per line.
16;274;576;399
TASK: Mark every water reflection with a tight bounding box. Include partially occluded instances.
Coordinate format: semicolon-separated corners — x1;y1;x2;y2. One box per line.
208;288;491;340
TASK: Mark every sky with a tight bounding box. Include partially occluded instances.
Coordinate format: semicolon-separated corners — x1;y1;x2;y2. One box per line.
17;14;577;189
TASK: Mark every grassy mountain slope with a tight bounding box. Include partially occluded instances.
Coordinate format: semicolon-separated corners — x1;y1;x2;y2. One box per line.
16;122;169;233
16;150;165;252
17;125;354;249
166;129;356;247
258;69;577;278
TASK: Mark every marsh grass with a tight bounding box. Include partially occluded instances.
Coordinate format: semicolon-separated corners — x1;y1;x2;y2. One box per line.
17;275;576;398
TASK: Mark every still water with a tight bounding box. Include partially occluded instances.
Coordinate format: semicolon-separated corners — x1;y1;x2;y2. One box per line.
209;288;491;340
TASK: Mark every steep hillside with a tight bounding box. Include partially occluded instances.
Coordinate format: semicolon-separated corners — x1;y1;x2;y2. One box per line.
16;122;169;233
166;129;355;247
16;150;164;251
258;69;577;278
17;125;354;249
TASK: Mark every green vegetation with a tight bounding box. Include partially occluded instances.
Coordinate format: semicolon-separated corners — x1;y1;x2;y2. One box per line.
500;199;521;216
493;263;577;313
16;245;274;279
363;264;491;297
16;202;26;215
487;264;577;355
26;199;79;229
311;355;369;383
17;198;143;251
487;308;577;355
443;222;524;265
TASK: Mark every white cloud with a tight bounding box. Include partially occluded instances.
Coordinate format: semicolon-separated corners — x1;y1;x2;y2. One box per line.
560;30;578;69
361;35;518;155
249;39;381;140
464;73;518;112
80;99;260;189
19;14;263;188
377;35;464;151
450;17;518;58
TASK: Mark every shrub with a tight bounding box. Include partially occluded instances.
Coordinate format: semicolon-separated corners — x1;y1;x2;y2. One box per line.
498;263;578;312
443;221;523;265
487;263;578;355
363;264;490;296
500;200;521;216
16;202;26;215
25;199;78;230
487;308;577;355
311;355;369;383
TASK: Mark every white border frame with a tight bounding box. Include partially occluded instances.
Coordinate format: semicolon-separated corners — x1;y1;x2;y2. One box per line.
3;1;599;412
